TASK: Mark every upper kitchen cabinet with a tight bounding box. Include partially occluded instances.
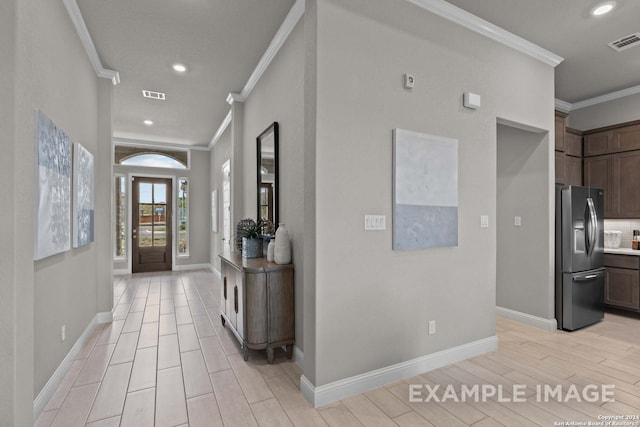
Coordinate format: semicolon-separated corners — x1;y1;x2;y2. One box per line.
555;111;568;152
583;120;640;218
584;130;613;157
614;151;640;218
583;154;614;217
565;128;583;157
614;123;640;153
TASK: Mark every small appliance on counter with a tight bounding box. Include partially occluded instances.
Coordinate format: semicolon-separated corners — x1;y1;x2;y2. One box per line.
555;185;605;331
604;230;622;249
633;230;640;250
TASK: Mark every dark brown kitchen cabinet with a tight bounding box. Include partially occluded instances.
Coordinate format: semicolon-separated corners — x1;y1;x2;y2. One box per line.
566;155;582;186
555;111;567;152
604;254;640;311
220;251;294;363
583;154;614;217
565;128;583;157
613;151;640;217
584;130;613;156
555;151;566;185
613;123;640;152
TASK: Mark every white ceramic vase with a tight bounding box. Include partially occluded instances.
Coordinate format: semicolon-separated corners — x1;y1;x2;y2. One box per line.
267;239;275;262
274;223;291;264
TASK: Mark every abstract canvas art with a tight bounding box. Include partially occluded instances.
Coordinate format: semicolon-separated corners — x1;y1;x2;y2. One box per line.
35;111;72;260
393;129;458;250
73;142;95;248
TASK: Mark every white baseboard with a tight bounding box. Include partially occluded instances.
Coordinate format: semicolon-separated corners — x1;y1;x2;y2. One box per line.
113;268;129;276
300;335;498;408
173;263;213;272
210;265;222;279
496;306;557;331
33;311;112;419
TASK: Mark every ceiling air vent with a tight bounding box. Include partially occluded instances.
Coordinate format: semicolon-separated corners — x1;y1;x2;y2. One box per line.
142;90;166;100
608;32;640;52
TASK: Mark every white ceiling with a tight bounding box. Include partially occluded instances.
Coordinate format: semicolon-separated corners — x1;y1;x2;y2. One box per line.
446;0;640;103
77;0;295;148
76;0;640;149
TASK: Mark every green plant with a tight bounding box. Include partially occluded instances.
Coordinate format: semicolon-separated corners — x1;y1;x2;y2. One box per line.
240;222;261;239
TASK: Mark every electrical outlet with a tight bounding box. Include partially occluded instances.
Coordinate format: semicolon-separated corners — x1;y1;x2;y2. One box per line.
428;320;436;335
61;324;66;342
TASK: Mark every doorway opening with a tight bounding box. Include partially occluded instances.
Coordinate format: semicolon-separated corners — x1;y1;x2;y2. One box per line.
132;176;173;273
496;119;554;326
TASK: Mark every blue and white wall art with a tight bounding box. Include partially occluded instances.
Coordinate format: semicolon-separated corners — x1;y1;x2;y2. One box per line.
35;111;72;260
393;129;458;250
72;142;95;248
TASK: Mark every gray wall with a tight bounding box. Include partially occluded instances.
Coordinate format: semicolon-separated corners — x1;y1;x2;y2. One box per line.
306;0;555;387
497;124;553;319
113;149;212;271
242;20;305;352
2;0;113;418
0;0;25;424
568;93;640;130
210;127;232;273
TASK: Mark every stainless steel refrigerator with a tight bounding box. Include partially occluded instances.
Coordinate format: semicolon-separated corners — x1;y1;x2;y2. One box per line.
555;185;605;331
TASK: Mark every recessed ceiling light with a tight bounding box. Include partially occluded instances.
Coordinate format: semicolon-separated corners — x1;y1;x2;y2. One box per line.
592;1;616;16
172;63;187;73
143;120;154;126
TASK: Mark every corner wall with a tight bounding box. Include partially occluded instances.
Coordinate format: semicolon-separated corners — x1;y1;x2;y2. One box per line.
242;19;306;351
9;0;113;417
308;0;555;389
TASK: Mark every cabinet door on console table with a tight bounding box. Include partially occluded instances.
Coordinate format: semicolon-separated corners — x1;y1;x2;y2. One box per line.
219;252;294;363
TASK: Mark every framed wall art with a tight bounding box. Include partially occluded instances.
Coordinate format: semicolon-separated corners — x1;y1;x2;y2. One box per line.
72;142;95;248
34;111;72;260
393;128;459;251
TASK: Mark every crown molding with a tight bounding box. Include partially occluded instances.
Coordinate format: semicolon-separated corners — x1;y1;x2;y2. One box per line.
405;0;563;67
209;110;233;149
554;98;572;113
210;0;304;146
571;84;640;111
63;0;120;85
238;0;305;101
226;93;244;105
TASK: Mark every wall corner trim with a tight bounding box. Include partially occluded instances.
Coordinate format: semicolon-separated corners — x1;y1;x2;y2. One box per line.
301;335;498;408
62;0;120;85
33;311;112;420
496;306;558;331
404;0;563;67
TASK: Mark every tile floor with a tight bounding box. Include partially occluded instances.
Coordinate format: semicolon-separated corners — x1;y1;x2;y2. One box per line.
35;269;640;426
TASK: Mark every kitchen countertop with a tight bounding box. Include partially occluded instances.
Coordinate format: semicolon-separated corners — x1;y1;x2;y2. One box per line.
605;248;640;256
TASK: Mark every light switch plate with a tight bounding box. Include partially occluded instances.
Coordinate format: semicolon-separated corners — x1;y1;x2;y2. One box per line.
480;215;489;228
364;215;386;230
514;216;522;227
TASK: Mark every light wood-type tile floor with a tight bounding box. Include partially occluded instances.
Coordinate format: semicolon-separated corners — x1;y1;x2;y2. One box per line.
35;270;640;426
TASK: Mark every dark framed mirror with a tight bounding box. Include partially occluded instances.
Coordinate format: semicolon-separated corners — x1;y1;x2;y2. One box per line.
257;122;279;231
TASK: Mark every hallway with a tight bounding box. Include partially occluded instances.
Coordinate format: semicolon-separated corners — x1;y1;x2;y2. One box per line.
35;269;640;426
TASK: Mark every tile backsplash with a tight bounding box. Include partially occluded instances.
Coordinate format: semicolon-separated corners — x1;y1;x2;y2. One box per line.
604;219;640;248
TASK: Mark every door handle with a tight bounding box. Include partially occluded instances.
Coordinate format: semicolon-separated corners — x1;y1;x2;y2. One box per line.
234;286;238;313
575;273;602;282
